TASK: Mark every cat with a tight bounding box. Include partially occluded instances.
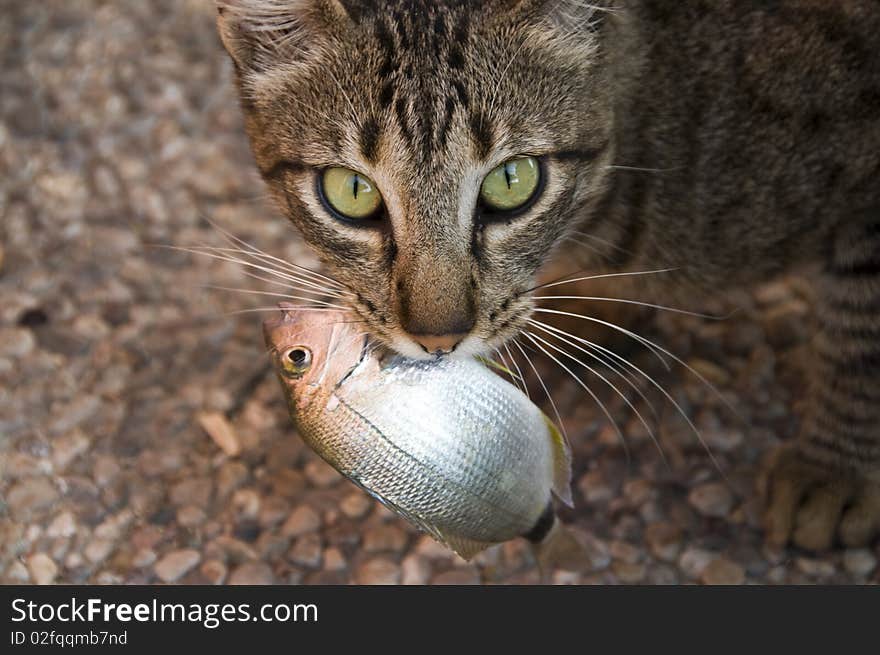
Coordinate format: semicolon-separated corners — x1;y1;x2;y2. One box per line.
214;0;880;552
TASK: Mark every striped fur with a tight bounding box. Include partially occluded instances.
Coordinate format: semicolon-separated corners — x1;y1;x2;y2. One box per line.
216;0;880;549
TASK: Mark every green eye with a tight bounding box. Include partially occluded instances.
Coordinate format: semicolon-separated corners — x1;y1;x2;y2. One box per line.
479;156;541;212
320;167;383;220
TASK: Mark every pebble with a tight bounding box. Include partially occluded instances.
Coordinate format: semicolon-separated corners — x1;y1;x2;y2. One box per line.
7;477;59;518
644;522;684;562
5;561;30;583
323;548;347;572
688;483;734;518
216;461;249;499
795;557;836;579
27;553;58;585
401;554;431;585
170;477;213;507
612;561;647;584
577;469;614;504
197;411;241;457
280;505;321;537
288;534;323;568
363;524;408;553
132;549;157;568
154;549;201;583
52;430;91;470
609;540;643;565
431;567;481;585
356;558;401;585
177;505;207;527
228;562;276;585
231;488;261;521
339;493;372;519
84;538;115;565
700;557;745;585
200;559;228;585
842;549;877;577
304;459;342;487
678;547;716;580
47;511;77;538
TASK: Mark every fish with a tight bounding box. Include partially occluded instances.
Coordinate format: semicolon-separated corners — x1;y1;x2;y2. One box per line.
264;303;588;569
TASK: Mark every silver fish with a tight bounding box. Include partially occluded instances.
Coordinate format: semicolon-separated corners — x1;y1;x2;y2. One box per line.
264;304;583;564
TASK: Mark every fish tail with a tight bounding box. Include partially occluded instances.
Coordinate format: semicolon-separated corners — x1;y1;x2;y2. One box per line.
525;503;592;582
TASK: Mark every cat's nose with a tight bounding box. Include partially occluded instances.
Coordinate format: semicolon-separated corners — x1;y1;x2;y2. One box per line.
409;332;467;355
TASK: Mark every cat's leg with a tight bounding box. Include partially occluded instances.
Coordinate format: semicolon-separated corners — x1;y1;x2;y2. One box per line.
763;221;880;550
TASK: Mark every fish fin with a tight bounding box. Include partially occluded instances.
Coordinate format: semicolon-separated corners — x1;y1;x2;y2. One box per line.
531;517;592;582
543;414;574;508
440;532;496;561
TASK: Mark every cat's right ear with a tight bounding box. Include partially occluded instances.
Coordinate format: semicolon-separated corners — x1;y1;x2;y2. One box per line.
215;0;352;72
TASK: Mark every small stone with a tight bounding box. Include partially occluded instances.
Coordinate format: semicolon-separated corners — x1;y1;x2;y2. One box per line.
401;554;431;585
623;479;655;506
27;553;58;585
612;561;647;584
304;459;342;487
577;469;614;504
687;359;731;386
688;482;734;518
231;488;261;520
842;549;877;577
258;497;291;528
363;524;408;553
170;477;213;507
228;562;276;585
700;557;745;585
644;522;684;562
552;570;581;585
154;549;201;583
5;561;30;583
47;511;77;538
609;540;643;565
7;477;59;519
216;461;249;498
198;411;241;457
356;558;400;584
177;505;207;527
281;505;321;537
288;534;322;568
323;548;347;572
678;547;715;580
415;535;458;561
339;493;372;519
84;538;115;564
0;327;35;358
94;509;134;540
201;559;228;585
52;429;91;470
795;557;836;578
132;549;157;568
432;567;480;585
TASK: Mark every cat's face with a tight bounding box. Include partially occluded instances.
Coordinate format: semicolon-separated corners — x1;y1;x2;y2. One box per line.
218;0;614;358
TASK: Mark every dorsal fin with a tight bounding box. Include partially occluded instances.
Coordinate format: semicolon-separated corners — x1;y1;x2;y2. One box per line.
543;414;573;508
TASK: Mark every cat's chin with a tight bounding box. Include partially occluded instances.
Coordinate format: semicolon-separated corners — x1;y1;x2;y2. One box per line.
385;334;494;362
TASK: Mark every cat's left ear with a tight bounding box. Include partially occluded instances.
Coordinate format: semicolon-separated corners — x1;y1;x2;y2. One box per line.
215;0;354;72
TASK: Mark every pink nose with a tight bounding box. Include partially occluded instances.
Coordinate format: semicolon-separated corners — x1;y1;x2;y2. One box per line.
409;333;466;354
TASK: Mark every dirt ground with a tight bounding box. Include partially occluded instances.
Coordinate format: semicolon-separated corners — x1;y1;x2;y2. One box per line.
1;0;877;585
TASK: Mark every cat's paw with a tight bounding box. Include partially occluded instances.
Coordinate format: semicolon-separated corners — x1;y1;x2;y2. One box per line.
760;444;880;551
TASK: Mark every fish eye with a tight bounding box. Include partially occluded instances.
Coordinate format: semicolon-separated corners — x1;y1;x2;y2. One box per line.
479;156;542;216
319;167;384;221
281;346;312;377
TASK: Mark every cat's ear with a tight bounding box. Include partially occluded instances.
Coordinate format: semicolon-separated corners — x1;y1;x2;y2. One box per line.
215;0;353;72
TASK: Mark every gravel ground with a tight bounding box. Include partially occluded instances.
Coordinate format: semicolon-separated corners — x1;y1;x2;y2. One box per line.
2;0;878;586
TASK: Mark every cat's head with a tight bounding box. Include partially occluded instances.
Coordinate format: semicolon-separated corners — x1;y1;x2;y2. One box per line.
217;0;615;358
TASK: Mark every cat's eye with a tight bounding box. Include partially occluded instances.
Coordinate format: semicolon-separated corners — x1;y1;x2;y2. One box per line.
320;167;383;221
479;156;541;213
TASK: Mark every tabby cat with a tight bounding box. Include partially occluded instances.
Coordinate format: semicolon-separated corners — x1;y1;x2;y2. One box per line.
214;0;880;551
